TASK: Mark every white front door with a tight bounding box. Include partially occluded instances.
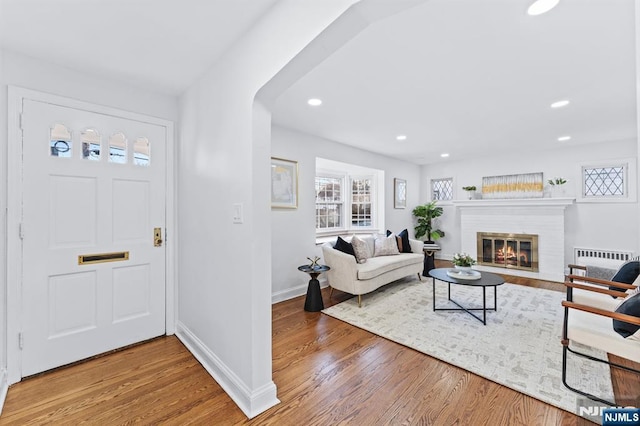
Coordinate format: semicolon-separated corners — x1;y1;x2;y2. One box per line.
20;99;167;377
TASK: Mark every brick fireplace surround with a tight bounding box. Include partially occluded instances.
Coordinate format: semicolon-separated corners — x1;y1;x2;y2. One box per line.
454;198;575;283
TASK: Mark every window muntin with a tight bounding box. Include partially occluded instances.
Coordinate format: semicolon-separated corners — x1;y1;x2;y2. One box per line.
315;174;376;233
582;165;626;197
316;176;343;231
351;177;372;227
432;178;453;201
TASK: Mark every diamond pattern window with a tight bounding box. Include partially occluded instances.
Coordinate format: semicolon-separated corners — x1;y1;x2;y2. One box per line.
432;178;453;201
583;165;625;197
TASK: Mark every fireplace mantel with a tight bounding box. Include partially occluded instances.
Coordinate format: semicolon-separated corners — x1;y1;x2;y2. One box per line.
453;198;575;209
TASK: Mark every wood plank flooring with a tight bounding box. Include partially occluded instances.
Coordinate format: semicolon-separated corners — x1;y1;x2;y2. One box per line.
1;265;637;425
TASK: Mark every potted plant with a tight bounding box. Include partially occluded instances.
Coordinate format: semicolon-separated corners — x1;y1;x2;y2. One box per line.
547;177;567;197
412;201;445;243
462;185;477;200
548;177;567;186
452;252;476;271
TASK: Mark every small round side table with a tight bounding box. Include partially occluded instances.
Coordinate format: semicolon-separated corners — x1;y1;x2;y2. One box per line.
298;264;330;312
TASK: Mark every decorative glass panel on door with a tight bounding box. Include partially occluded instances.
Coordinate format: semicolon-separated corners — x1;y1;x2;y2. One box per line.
81;128;101;161
50;123;72;158
133;137;150;166
109;132;128;164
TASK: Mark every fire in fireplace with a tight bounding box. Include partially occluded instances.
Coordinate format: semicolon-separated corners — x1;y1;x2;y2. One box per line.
476;232;539;272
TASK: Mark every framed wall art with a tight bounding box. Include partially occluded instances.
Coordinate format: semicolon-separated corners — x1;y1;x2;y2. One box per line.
271;157;298;208
394;178;407;209
481;172;544;199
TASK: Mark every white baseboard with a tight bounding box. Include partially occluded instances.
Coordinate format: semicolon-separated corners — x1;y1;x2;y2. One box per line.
175;322;279;419
0;368;9;415
271;278;328;304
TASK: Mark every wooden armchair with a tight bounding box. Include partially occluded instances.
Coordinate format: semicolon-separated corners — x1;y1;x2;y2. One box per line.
562;274;640;405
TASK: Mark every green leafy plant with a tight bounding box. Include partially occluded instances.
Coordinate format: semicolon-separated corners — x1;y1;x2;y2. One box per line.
412;201;445;242
452;252;476;267
462;186;477;191
547;177;567;186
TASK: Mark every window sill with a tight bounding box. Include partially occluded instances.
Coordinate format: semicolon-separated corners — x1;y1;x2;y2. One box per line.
315;229;381;245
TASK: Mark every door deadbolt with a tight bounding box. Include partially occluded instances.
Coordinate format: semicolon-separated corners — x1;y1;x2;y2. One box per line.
154;227;163;247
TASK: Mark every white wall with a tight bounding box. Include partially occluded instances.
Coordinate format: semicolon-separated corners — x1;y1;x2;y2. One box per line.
421;139;639;267
176;0;361;418
1;50;178;122
0;33;7;406
270;125;420;302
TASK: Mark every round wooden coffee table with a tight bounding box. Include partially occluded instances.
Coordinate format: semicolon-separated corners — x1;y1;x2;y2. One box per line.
428;268;505;325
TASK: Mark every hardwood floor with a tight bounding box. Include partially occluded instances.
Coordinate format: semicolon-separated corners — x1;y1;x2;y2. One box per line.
1;264;637;425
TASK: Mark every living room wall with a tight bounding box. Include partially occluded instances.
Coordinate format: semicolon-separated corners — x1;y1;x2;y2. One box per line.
421;138;639;271
271;125;421;303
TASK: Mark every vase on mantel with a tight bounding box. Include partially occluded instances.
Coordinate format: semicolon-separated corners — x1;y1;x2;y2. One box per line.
550;186;566;198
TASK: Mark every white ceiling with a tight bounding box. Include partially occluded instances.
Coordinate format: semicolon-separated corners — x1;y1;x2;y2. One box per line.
272;0;638;164
1;0;636;165
0;0;278;95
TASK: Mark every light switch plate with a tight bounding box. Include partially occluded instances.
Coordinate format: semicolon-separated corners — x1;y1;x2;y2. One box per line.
233;203;243;224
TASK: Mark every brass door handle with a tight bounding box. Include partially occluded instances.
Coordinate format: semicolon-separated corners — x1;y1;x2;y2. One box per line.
154;228;163;247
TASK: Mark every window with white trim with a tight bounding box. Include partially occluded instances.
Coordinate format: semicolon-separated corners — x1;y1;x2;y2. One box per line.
315;175;343;231
582;165;626;197
350;177;372;227
431;178;453;201
578;158;637;203
315;158;383;235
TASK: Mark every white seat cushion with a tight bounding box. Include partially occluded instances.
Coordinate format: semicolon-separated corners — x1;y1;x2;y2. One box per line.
567;309;640;363
357;253;422;280
572;288;622;311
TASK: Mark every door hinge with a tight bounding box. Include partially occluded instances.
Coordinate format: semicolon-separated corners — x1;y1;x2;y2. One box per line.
18;332;23;350
19;223;24;240
19;113;24;131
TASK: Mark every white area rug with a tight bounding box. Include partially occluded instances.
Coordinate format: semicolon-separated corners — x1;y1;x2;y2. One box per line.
322;278;614;419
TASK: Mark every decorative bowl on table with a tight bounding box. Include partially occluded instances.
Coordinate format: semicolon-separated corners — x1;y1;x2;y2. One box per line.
447;268;481;280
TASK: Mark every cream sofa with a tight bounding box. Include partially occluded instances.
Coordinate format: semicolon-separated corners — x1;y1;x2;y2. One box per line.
321;235;424;307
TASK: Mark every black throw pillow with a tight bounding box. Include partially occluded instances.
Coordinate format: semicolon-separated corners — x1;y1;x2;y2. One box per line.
334;236;355;258
386;229;412;253
610;260;639;294
613;291;640;338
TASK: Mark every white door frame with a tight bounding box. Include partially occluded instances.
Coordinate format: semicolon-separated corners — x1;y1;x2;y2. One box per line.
5;86;177;385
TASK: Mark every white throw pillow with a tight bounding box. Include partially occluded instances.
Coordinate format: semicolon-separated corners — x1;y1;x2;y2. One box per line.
374;233;400;257
351;235;372;264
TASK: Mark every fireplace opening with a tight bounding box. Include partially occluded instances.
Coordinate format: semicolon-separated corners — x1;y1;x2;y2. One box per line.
477;232;538;272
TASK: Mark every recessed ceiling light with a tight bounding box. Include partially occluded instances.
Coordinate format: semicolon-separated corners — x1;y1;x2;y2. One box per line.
441;153;450;158
551;100;570;108
307;98;322;106
396;135;407;141
527;0;560;15
558;136;571;142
